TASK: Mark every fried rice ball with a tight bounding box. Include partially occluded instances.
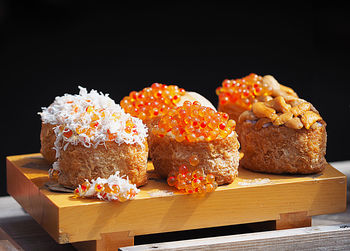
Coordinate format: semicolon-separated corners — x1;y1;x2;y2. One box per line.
149;101;240;185
150;132;240;185
40;123;57;164
39;87;149;188
238;96;327;174
58;140;148;188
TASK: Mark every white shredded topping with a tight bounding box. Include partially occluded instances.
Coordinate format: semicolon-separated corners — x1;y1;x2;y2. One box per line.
39;86;114;125
39;87;147;179
39;86;148;158
76;172;140;202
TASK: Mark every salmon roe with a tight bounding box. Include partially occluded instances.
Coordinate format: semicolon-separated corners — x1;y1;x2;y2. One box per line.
167;164;218;194
120;83;186;121
216;73;273;110
153;101;236;142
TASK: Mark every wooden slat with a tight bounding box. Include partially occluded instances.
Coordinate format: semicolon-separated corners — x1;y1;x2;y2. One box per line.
0;227;23;251
276;211;311;230
120;224;350;251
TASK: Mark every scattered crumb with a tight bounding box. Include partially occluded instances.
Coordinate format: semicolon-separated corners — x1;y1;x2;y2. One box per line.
238;178;271;186
148;190;174;197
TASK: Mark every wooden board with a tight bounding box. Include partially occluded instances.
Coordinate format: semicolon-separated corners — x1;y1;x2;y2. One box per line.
6;153;347;250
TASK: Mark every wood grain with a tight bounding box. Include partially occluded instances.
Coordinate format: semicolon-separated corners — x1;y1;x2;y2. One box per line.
6;153;347;250
276;211;311;230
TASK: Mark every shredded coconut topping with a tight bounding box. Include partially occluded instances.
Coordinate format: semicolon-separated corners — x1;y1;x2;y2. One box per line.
39;86;115;125
39;86;148;158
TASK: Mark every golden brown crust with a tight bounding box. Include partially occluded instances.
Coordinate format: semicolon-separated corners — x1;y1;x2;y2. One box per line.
237;95;327;174
142;117;160;159
58;140;148;188
40;123;57;164
149;132;240;185
239;120;327;174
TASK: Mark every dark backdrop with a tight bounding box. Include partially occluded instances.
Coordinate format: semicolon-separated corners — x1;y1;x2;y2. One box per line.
1;1;349;196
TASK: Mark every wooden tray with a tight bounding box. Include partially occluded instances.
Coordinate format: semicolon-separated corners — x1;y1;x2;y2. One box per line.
6;153;347;250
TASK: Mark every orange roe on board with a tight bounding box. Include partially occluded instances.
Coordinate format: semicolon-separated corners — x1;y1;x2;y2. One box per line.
167;164;218;194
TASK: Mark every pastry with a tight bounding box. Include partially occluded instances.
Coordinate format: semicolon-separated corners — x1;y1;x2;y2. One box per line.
150;101;240;185
39;86;117;164
39;123;57;164
39;87;148;187
238;95;327;174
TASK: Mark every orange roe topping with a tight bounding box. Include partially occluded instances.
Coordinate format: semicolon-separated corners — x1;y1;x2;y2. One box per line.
153;101;236;142
216;73;273;110
120;83;186;121
167;164;218;194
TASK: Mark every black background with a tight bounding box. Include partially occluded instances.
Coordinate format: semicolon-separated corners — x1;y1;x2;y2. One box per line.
1;1;349;196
